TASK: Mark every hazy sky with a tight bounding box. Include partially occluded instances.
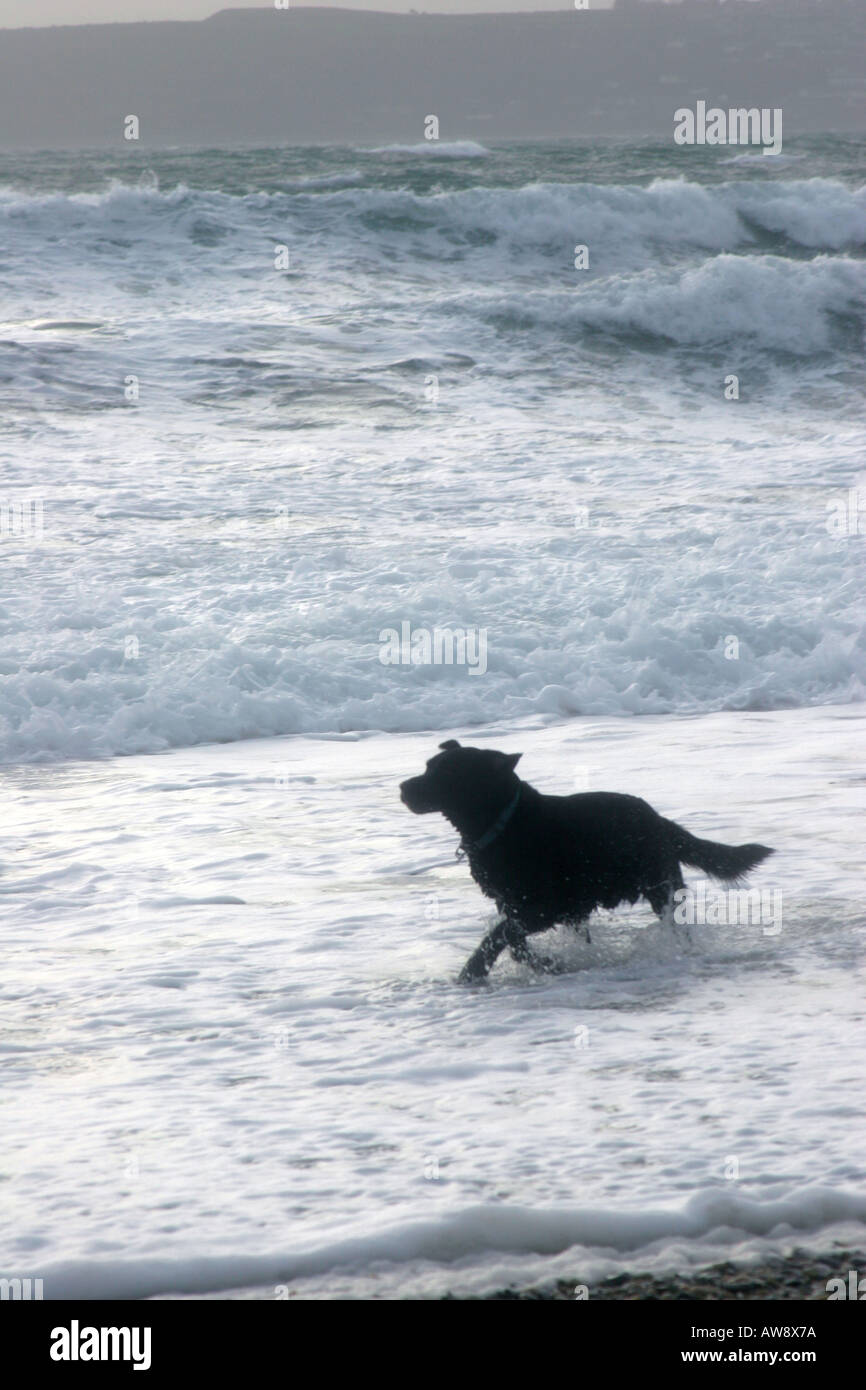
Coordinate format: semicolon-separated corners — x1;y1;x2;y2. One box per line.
0;0;621;26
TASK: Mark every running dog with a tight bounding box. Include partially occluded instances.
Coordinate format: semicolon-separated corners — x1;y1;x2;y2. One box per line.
400;741;774;982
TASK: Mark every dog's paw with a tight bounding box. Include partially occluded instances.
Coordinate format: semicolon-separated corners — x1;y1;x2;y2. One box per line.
457;958;489;985
526;951;565;975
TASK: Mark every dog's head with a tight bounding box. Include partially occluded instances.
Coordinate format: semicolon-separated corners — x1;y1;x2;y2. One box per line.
400;740;522;819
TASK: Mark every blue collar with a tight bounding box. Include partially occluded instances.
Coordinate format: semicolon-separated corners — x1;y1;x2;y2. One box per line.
462;788;521;856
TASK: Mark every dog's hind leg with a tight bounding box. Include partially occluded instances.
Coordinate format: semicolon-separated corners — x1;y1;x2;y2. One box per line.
504;920;531;964
505;920;565;974
647;869;687;936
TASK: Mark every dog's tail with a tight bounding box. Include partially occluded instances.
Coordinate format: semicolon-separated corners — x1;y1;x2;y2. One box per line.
669;824;774;883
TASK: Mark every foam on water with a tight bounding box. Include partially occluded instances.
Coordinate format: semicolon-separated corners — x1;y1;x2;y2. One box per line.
0;145;864;764
1;454;864;762
33;1188;866;1300
365;141;492;158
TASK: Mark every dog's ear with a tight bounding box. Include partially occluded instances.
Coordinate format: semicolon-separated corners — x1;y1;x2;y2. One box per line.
503;752;522;770
439;739;461;751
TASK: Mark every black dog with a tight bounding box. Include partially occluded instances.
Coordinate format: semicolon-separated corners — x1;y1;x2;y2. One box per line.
401;740;774;982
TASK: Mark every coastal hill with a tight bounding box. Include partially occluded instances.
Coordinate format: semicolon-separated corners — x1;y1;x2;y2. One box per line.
0;2;862;149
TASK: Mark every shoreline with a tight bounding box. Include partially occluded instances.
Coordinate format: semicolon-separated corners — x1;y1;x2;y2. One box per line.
463;1249;866;1301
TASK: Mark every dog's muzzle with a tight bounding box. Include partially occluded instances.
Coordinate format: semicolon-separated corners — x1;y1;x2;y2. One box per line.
400;777;435;814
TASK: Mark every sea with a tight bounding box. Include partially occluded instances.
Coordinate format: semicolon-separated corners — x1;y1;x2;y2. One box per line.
0;135;864;1299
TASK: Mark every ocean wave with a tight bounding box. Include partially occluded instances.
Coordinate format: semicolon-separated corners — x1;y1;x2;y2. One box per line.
282;170;364;190
719;151;807;166
466;253;866;354
424;176;866;256
0;505;862;763
363;140;492;158
2;177;862;263
33;1185;866;1298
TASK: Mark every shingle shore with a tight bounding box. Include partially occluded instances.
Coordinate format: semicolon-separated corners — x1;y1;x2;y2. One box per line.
445;1249;866;1301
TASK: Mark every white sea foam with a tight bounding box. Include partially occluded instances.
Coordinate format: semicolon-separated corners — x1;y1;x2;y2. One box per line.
34;1187;866;1300
0;484;863;764
364;140;492;158
0;162;862;765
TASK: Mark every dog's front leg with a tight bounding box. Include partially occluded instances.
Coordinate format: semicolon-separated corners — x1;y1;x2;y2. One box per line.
457;920;511;984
